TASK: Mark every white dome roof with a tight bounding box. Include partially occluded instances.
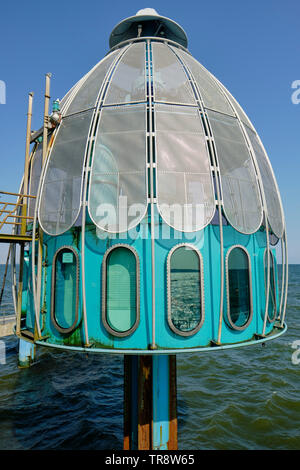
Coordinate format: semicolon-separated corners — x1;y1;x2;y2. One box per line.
38;28;284;239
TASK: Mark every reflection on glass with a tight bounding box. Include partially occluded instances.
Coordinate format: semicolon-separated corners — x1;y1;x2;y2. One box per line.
228;247;251;328
39;110;93;235
88;105;147;232
170;246;201;333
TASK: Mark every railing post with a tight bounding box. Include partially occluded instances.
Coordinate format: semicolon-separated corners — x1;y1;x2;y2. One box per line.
16;92;34;337
21;92;34;235
34;73;51;340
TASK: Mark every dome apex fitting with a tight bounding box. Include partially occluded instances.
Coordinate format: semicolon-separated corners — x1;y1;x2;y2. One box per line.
109;9;188;49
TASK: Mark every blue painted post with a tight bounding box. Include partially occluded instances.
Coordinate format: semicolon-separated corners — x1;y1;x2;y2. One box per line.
18;338;36;368
124;355;177;450
152;355;176;449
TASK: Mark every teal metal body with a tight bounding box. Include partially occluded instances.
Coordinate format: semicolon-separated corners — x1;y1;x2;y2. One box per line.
21;208;285;354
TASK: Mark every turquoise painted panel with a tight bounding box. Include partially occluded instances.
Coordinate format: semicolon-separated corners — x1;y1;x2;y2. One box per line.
22;254;34;330
24;212;282;352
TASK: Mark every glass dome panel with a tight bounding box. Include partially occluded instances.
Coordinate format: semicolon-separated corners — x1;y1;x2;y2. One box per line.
38;109;93;235
88;104;147;233
172;47;235;116
60;75;86;113
207;110;263;234
244;127;284;238
216;80;255;130
103;43;146;105
64;49;121;116
152;43;196;105
155;104;215;231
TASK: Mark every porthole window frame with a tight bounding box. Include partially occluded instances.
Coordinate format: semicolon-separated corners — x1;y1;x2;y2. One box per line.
225;245;253;331
167;243;205;337
264;248;277;323
102;244;140;337
51;245;80;334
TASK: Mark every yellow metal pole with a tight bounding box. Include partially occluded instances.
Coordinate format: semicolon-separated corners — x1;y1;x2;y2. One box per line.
42;74;51;164
16;92;34;337
21;92;34;235
0;190;36;198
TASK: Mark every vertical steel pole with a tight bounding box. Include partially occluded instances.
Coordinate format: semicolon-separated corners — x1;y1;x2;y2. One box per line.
16;93;34;337
280;230;289;328
146;40;156;350
42;74;51;164
21;92;34;235
123;355;178;450
35;73;51;339
152;355;177;450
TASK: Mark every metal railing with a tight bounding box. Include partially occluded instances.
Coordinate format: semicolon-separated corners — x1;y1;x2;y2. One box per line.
0;190;36;237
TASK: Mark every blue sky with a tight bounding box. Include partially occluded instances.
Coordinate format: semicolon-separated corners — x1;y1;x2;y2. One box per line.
0;0;299;262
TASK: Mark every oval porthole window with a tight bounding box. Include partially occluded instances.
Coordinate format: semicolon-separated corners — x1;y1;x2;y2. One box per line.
264;249;277;323
168;245;203;336
226;246;252;330
51;247;79;333
102;246;139;336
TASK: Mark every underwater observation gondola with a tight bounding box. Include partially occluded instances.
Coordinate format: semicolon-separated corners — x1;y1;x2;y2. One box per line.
4;7;288;450
17;8;287;354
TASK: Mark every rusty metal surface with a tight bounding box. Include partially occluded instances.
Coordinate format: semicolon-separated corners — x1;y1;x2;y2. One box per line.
137;355;152;449
123;354;177;450
123;355;131;450
168;355;178;450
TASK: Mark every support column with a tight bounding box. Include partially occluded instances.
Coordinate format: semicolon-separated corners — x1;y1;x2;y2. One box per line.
18;338;35;368
124;355;177;450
